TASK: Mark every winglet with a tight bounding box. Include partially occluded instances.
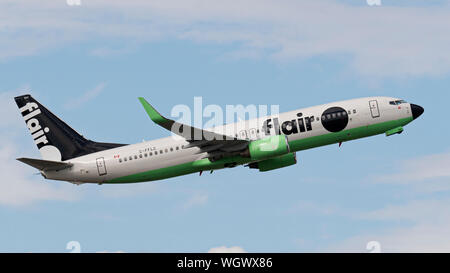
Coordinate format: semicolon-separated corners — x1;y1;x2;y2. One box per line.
138;97;170;125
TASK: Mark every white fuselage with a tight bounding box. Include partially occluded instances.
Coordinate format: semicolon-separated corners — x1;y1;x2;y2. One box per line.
44;96;413;184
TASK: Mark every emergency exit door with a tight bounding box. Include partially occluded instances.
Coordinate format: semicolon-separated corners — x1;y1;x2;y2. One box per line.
369;100;380;118
96;157;107;176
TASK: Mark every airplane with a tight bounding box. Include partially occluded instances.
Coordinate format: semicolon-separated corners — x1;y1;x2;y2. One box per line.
14;95;424;185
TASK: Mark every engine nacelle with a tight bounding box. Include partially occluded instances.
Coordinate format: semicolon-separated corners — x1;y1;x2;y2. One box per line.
243;135;290;161
248;152;297;172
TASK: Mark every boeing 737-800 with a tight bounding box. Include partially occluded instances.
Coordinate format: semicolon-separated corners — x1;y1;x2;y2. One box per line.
15;95;423;184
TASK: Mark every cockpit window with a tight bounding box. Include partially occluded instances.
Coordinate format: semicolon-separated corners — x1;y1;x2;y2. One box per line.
389;100;407;105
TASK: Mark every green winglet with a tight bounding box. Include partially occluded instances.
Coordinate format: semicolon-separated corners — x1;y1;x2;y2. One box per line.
138;97;170;125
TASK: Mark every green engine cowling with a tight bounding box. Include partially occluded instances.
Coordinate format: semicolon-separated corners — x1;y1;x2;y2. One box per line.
245;135;291;161
248;152;297;172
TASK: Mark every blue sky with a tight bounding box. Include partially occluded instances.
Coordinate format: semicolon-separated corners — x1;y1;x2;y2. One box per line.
1;0;450;253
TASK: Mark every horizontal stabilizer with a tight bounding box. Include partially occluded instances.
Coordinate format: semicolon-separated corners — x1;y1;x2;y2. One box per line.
17;158;73;172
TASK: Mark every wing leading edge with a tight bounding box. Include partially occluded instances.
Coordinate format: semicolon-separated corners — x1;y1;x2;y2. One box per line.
138;97;249;160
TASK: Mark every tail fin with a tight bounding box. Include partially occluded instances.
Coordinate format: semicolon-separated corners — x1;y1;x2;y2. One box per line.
15;94;127;161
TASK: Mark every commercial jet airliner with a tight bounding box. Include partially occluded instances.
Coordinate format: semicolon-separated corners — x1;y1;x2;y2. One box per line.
15;95;424;185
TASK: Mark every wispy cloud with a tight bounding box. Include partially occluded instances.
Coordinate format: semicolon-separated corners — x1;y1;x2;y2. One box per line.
0;87;151;207
0;141;80;206
1;1;450;77
378;152;450;182
182;193;209;210
89;46;136;57
0;88;81;206
0;87;32;130
0;86;164;207
64;83;107;110
374;152;450;193
289;200;340;216
327;152;450;252
330;199;450;252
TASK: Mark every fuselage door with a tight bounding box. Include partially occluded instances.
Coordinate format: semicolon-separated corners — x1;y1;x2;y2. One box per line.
96;157;107;176
249;128;257;140
369;100;380;118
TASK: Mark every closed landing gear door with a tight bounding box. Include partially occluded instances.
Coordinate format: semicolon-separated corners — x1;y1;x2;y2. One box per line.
96;157;107;176
369;100;380;118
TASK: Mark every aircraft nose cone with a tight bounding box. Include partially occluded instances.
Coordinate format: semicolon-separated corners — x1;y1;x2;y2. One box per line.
411;104;424;120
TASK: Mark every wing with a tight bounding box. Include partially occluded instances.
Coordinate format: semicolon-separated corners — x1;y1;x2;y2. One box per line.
138;97;249;160
17;158;73;171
